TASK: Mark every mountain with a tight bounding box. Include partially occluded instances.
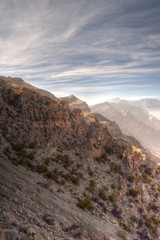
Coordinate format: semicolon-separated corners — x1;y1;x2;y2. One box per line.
0;76;56;100
91;99;160;158
133;98;160;120
1;77;160;240
61;95;91;113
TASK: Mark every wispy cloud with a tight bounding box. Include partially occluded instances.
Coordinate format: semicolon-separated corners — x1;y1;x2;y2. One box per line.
0;0;160;103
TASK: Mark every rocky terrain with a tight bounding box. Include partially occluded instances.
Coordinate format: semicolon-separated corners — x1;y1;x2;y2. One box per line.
91;99;160;158
1;77;160;240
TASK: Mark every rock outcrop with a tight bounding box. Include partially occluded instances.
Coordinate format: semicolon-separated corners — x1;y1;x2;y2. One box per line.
62;95;91;113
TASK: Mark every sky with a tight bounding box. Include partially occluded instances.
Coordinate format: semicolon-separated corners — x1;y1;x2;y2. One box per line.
0;0;160;105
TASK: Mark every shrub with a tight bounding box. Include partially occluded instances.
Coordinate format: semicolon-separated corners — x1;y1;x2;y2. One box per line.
11;142;26;152
108;193;116;203
127;175;136;182
27;152;35;160
76;196;95;212
118;220;131;232
95;157;106;164
153;218;160;226
152;226;158;235
36;164;48;173
24;160;35;171
111;183;116;189
76;163;83;169
141;172;151;184
157;186;160;192
70;175;80;185
46;169;59;182
29;142;36;149
57;145;64;153
147;204;158;211
99;188;107;201
64;173;80;185
44;157;50;165
88;170;94;176
154;192;159;198
103;206;107;213
88;180;96;193
144;215;152;228
110;162;122;174
128;197;136;203
129;188;139;198
131;215;138;222
105;146;113;155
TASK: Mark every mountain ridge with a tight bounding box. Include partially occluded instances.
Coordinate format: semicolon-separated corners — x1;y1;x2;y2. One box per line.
0;76;160;240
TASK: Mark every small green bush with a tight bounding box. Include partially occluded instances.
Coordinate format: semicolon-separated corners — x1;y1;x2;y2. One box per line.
110;162;123;174
105;146;113;155
76;163;83;169
99;188;107;201
28;142;36;149
88;170;94;176
118;220;131;232
76;196;95;212
57;145;64;153
111;183;116;189
103;206;107;213
131;215;138;222
127;175;136;182
27;152;35;160
64;173;80;185
88;180;96;193
144;215;152;228
24;160;35;171
36;164;48;173
46;169;59;182
11;142;26;152
129;188;139;198
108;193;116;203
141;172;151;184
44;157;50;165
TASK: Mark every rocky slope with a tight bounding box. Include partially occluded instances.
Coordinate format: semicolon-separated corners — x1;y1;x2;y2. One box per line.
1;77;160;240
0;76;56;100
91;99;160;158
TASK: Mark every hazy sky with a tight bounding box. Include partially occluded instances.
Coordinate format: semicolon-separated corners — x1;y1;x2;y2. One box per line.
0;0;160;104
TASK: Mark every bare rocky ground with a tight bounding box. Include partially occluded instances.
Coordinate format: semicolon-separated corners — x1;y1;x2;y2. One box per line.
0;149;131;240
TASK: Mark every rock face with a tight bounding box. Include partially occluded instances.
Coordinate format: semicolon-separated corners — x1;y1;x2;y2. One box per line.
62;95;91;113
0;77;160;240
91;98;160;158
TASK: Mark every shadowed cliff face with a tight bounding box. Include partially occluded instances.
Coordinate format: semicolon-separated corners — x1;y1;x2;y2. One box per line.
0;79;112;158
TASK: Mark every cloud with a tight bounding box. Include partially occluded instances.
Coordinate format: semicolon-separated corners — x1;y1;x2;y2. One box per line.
0;0;160;103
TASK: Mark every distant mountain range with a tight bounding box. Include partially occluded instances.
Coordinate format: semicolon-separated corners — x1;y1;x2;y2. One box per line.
133;98;160;120
91;98;160;158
